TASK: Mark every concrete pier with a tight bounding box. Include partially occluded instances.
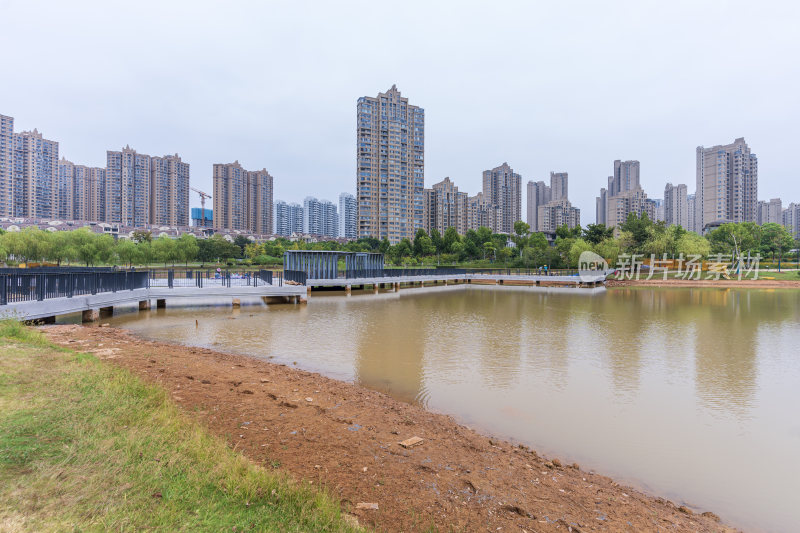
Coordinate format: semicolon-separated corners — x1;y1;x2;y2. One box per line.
99;306;114;318
82;309;99;323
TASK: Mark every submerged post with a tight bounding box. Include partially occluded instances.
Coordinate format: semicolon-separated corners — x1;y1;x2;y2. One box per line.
82;309;99;323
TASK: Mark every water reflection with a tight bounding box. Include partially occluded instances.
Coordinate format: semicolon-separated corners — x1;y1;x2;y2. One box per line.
104;286;800;533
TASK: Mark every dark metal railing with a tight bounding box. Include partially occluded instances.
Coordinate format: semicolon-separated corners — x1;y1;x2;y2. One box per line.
147;269;279;288
342;268;467;279
0;268;286;306
0;269;149;306
463;268;579;277
284;270;307;285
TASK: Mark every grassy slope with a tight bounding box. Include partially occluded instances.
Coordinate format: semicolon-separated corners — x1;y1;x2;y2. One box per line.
0;321;357;532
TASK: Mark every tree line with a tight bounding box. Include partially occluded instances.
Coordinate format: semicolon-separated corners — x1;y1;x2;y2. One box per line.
1;215;797;269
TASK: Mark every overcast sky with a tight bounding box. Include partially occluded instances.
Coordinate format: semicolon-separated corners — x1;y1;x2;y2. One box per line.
2;0;799;221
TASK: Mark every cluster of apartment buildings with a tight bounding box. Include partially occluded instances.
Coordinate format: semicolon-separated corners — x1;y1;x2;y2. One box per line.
0;114;190;227
271;193;357;239
592;138;800;239
6;95;799;246
356;86;581;243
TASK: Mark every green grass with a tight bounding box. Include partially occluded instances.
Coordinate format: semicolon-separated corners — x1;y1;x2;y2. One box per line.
0;320;359;532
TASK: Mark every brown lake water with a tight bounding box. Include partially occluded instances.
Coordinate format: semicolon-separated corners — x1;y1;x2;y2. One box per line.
103;285;800;532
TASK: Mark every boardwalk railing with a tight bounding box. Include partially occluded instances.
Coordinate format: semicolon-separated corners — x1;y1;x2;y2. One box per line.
0;269;149;306
337;267;578;279
462;268;579;277
0;268;285;306
147;269;277;288
342;268;467;279
284;270;308;285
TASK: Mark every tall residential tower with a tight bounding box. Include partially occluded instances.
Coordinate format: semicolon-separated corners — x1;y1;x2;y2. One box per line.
213;161;273;233
356;85;424;243
338;192;357;239
482;162;521;234
696;138;758;232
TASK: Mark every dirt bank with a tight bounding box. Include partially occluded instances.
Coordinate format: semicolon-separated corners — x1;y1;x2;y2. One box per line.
607;278;800;289
44;325;736;532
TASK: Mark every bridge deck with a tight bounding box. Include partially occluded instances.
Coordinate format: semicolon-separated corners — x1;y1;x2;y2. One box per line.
0;284;306;321
307;273;606;287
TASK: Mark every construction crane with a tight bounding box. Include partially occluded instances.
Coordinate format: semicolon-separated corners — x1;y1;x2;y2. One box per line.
191;187;212;227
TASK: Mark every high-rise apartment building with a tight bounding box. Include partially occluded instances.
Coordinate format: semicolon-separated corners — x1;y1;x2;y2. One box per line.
303;197;338;238
609;160;641;196
756;198;782;225
274;201;303;236
606;187;650;228
13;129;59;219
338;192;357;239
663;183;688;228
356;85;424;243
56;158;76;220
535;172;579;232
213;161;273;233
767;198;782;225
465;192;494;231
645;198;660;222
58;159;108;222
482;162;521;234
422;177;468;235
597;160;647;228
106;146;151;227
696;138;758;232
87;167;106;222
0;115;14;216
57;157;107;222
595;188;608;225
150;154;190;227
538;199;580;232
57;159;87;220
246;169;273;235
687;193;696;233
550;172;568;202
783;203;800;239
527;180;551;231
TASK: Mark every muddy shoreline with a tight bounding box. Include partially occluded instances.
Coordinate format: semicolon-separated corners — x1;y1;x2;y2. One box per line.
44;325;737;532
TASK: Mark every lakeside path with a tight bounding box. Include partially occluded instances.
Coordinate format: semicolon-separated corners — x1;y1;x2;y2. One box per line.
44;325;736;532
607;278;800;289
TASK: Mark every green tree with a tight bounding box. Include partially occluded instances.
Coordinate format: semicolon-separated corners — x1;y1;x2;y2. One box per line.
94;235;116;265
442;227;460;254
232;235;250;258
675;232;710;258
582;223;614;245
175;234;200;265
528;232;549;251
619;212;653;252
46;231;78;265
152;236;179;266
69;229;101;266
483;241;497;261
430;228;443;257
568;239;593;268
131;229;152;243
389;238;412;265
379;238;391;255
412;229;435;258
115;238;141;267
760;223;794;268
594;238;621;265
